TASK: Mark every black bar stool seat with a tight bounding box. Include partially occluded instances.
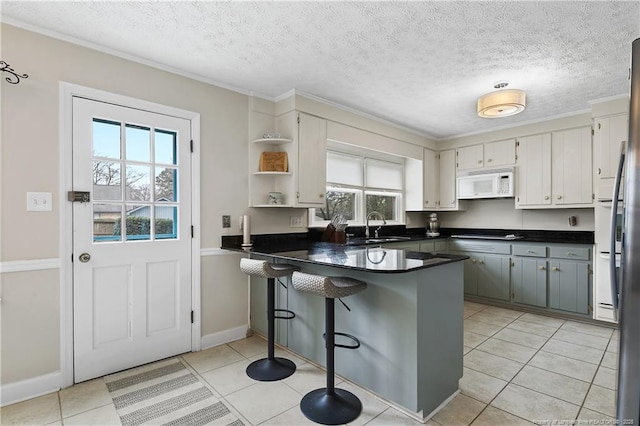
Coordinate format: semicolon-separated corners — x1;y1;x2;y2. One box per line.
240;258;299;381
291;271;367;425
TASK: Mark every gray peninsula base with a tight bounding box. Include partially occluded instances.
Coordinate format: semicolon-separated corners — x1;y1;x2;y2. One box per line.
249;257;464;421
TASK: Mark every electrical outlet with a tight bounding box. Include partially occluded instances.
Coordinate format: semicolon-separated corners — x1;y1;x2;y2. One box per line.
290;216;303;228
222;215;231;228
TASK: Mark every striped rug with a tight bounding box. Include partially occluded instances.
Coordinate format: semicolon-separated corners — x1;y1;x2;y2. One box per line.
105;358;243;426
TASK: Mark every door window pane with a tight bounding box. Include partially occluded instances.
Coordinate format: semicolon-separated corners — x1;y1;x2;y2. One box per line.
93;119;121;159
366;193;398;221
155;130;177;165
155;167;177;202
93;204;122;242
125;124;151;162
126;165;151;201
93;161;122;201
125;205;151;241
155;206;177;239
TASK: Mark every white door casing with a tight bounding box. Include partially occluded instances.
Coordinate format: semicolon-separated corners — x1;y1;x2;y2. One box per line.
72;97;193;382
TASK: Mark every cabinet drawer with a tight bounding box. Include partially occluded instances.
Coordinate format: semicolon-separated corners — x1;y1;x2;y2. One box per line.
512;245;547;258
549;246;591;261
449;239;510;254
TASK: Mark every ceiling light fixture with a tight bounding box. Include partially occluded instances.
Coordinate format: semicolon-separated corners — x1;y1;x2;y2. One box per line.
477;82;526;118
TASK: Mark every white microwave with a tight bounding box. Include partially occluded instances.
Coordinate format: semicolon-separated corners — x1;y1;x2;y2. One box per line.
456;170;514;199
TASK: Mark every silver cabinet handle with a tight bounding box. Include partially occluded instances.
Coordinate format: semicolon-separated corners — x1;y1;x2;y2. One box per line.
557;195;562;200
544;196;550;200
539;266;546;270
478;160;483;164
79;253;91;263
319;194;324;198
552;266;559;271
487;158;493;162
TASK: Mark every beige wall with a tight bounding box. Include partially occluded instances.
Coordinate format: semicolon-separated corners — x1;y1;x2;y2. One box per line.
0;23;254;387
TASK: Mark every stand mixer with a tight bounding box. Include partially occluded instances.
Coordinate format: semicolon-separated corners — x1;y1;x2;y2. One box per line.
426;213;440;237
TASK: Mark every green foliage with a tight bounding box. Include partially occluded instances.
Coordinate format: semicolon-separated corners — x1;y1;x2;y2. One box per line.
114;217;174;236
317;191;355;220
366;194;395;221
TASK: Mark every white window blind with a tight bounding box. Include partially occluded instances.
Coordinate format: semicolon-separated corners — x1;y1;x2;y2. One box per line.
327;151;363;186
365;158;403;190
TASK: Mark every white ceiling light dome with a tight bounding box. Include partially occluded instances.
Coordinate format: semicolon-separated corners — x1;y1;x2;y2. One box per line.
477;82;526;118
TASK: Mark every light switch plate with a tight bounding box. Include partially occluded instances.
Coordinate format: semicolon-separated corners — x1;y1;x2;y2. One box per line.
290;216;303;228
27;192;53;212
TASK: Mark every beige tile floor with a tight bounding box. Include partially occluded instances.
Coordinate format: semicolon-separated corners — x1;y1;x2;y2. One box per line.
1;301;619;425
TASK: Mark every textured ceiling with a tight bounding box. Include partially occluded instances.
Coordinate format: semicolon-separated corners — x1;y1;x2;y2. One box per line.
1;1;639;139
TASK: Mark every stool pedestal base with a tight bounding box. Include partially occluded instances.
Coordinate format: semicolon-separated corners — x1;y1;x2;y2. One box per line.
246;357;296;382
300;388;362;425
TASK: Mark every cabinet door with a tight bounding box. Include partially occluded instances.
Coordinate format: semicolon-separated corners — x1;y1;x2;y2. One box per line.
457;144;484;171
462;254;479;296
551;127;593;205
424;148;439;209
595;114;628;179
516;133;552;207
439;149;457;208
485;139;516;167
549;261;590;314
419;241;436;253
512;258;548;307
297;113;327;206
477;255;511;301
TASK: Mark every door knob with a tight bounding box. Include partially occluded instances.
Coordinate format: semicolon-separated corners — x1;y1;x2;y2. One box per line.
79;253;91;263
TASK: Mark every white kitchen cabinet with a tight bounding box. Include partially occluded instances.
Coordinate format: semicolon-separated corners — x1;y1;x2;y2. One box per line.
295;112;327;207
594;114;627;200
439;149;462;210
515;133;552;207
457;139;515;172
551;127;593;206
515;128;592;209
423;148;439;210
484;138;516;167
456;144;484;171
250;111;327;208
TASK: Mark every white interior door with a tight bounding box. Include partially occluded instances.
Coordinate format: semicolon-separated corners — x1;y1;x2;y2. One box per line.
72;97;192;382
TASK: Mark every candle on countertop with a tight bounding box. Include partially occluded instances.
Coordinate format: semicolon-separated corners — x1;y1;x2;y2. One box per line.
242;214;252;246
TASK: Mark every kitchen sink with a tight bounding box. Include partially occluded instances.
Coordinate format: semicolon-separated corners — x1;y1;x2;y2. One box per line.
346;236;412;245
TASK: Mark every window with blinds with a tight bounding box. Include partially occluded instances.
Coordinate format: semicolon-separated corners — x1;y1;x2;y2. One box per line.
310;150;404;226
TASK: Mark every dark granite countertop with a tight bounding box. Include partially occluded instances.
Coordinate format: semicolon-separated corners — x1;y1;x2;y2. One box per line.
223;240;467;273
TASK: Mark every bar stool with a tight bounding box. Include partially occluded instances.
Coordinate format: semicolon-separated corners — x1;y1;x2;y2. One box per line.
240;258;300;381
291;271;367;425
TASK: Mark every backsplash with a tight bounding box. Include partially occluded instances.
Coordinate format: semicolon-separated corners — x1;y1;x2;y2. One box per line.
429;198;594;231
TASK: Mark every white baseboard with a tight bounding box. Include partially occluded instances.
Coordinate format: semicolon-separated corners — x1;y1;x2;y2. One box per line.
1;371;62;407
200;325;249;350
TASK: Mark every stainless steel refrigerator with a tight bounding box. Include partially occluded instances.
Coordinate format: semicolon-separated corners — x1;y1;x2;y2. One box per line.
616;37;640;424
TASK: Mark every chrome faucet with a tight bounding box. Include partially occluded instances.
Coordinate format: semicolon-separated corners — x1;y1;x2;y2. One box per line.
365;211;387;238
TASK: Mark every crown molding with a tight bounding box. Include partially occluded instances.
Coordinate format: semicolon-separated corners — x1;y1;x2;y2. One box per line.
588;93;630;105
0;17;275;101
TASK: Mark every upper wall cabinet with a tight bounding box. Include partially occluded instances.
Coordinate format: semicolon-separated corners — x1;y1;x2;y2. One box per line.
423;148;439;210
516;127;593;209
456;139;516;172
594;113;627;200
551;127;593;206
516;133;552;208
295;112;327;207
456;144;484;170
250;111;327;208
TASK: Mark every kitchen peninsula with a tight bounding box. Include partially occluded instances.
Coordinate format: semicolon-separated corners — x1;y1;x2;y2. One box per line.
227;239;467;420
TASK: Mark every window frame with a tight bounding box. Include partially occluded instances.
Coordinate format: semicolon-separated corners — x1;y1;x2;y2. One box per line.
309;150;405;228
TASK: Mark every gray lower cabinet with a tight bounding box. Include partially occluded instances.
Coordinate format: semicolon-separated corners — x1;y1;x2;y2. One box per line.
549;260;590;314
512;258;548;307
477;254;511;301
451;239;592;316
